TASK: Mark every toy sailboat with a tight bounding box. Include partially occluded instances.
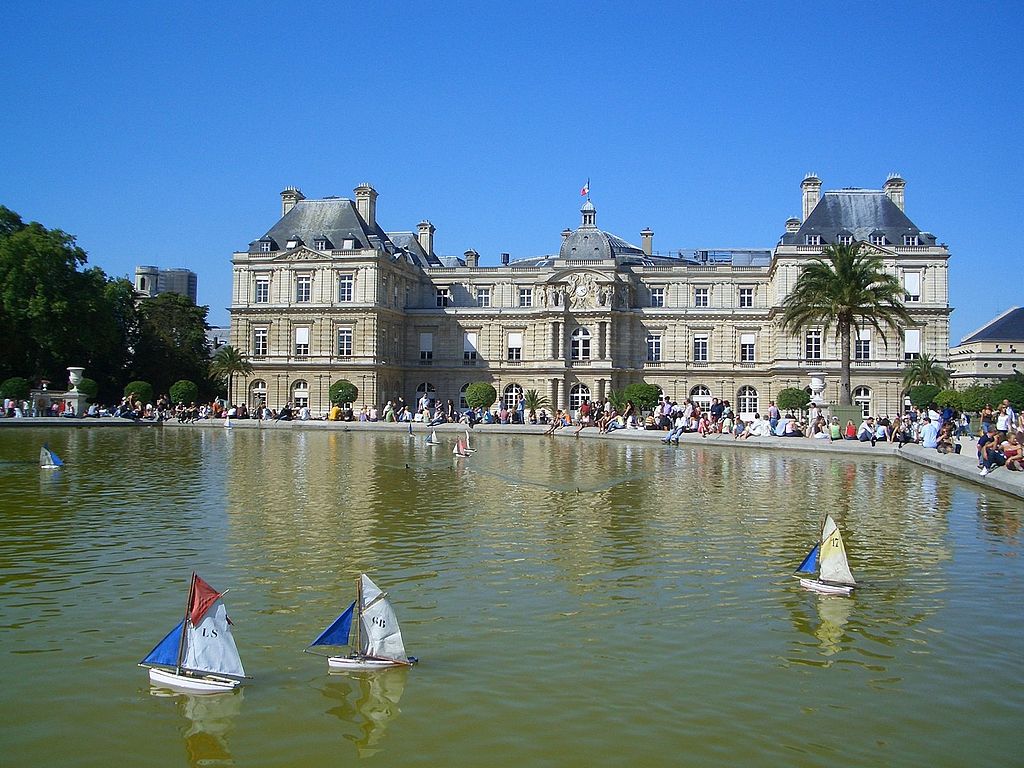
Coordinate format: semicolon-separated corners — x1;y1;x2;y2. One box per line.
425;430;441;446
40;444;64;469
463;430;477;453
453;437;470;458
307;574;417;670
140;572;248;693
796;514;857;596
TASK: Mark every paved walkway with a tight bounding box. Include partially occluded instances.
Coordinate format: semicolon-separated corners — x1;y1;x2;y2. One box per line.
4;416;1023;500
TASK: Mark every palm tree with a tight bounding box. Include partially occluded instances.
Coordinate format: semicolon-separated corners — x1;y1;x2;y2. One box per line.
521;389;549;423
902;352;950;391
781;242;912;406
209;345;253;405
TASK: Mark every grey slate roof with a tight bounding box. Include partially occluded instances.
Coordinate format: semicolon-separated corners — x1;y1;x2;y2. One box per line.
961;307;1024;344
781;190;937;246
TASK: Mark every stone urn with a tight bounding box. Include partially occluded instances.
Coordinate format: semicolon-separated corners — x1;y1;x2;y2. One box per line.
807;371;827;407
67;367;85;392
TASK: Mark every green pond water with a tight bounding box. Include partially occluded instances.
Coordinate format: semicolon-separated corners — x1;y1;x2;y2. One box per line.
1;426;1022;767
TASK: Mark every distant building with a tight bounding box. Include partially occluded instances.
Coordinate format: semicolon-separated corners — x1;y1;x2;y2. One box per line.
949;307;1024;386
207;326;231;354
135;266;198;304
229;176;950;418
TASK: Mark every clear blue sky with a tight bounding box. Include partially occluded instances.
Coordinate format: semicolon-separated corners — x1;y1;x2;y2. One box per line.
2;2;1021;342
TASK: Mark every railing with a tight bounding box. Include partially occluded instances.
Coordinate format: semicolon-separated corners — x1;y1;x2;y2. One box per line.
645;361;662;367
418;360;433;366
568;359;591;367
692;361;709;368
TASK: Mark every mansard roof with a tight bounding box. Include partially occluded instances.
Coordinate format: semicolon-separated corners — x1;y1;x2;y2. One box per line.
557;199;645;261
781;189;938;246
961;307;1024;344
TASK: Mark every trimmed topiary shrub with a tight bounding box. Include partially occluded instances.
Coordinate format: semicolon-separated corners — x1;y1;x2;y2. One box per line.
329;379;358;406
77;377;99;402
124;380;154;406
777;387;810;411
0;377;31;400
621;382;661;412
169;379;199;405
464;382;497;410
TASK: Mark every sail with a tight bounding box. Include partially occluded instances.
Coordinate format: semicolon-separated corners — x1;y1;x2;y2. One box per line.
796;543;820;575
358;575;407;662
309;602;355;648
141;620;184;667
40;445;63;468
183;600;246;678
818;515;856;586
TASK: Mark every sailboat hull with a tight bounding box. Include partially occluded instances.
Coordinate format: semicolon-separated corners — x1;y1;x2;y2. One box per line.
799;578;854;596
148;666;241;694
328;655;416;671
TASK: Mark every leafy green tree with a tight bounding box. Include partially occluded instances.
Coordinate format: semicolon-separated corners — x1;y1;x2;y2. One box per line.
933;389;962;412
780;242;912;405
209;345;253;404
607;389;626;412
521;389;549;421
991;379;1024;409
329;379;358;406
77;377;99;402
464;382;497;410
0;376;31;400
124;380;154;406
907;384;941;408
622;382;661;412
132;293;210;397
959;386;992;414
902;353;950;391
777;387;810;411
170;379;199;405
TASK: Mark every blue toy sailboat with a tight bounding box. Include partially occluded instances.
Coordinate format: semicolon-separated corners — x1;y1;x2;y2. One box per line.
40;445;63;469
795;514;857;596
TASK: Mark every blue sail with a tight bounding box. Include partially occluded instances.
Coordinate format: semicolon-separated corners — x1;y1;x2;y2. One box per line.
309;602;355;648
42;445;64;467
796;543;820;575
141;620;184;666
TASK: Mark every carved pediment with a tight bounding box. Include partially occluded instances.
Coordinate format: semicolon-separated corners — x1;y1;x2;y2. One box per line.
274;247;324;262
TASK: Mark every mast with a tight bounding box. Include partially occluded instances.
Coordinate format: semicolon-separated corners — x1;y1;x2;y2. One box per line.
353;575;362;657
176;572;196;674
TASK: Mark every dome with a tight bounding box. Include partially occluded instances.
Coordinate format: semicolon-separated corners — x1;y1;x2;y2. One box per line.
558;200;644;260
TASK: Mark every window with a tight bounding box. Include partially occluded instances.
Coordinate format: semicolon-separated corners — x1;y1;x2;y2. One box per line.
459;383;470;410
805;329;822;360
855;328;871;361
295;276;311;303
253;328;268;357
690;385;711;412
464;332;478;364
337;328;352;357
342;238;355;250
254;277;269;303
294;327;310;357
740;333;755;363
291;380;309;408
476;287;491;307
870;234;886;246
805;234;821;246
259;240;272;253
853;386;872;418
571;327;591;360
694;287;709;307
314;238;328;250
249;379;267;408
503;383;524;411
903;235;919;246
569;384;590;412
693;333;708;362
904;329;921;360
837;234;854;246
738;287;753;308
519;287;533;307
286;237;301;249
737;386;758;416
647;333;662;362
507;331;523;361
904;271;921;302
419;332;433;363
337;274;354;302
436;288;450;308
650;287;665;307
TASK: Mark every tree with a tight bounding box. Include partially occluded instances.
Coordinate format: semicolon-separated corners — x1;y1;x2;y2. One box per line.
0;377;31;400
521;389;549;421
209;345;253;404
777;387;810;411
77;377;99;403
991;379;1024;409
622;382;661;412
464;382;497;410
132;293;210;398
780;242;912;405
124;380;154;406
933;389;962;412
907;384;941;408
329;379;358;406
902;353;950;391
959;386;991;414
170;379;199;405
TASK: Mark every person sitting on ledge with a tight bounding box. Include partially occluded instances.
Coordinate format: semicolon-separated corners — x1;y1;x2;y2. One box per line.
857;417;876;445
1002;433;1022;471
979;426;1005;477
782;414;803;437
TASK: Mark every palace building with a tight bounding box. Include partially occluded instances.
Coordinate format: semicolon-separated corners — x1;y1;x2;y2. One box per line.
229;175;951;419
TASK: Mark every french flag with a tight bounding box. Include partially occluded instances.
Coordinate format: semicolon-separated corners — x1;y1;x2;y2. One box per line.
580;179;589;197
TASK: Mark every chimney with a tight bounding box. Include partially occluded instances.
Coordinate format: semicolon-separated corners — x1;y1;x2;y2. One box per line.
801;173;821;221
500;252;510;266
417;220;435;257
640;228;654;256
464;249;479;268
785;217;801;233
280;186;305;217
883;173;906;212
354;183;378;229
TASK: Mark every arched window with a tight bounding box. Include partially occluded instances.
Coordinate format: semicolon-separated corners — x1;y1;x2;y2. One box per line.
690;385;711;412
249;379;267;408
571;327;591;360
737;386;758;417
459;382;470;410
503;383;523;411
291;379;309;408
569;383;591;412
416;382;436;405
853;386;872;418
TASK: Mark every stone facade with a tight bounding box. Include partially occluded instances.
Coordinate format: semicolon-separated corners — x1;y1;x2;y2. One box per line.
229;176;951;419
948;307;1024;386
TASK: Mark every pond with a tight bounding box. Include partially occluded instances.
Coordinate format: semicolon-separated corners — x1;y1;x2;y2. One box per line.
1;426;1022;766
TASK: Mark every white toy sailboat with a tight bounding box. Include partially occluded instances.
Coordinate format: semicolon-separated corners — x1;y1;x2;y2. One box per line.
40;444;64;469
140;572;248;693
463;430;477;453
452;437;470;458
425;430;441;446
796;514;857;596
307;574;417;670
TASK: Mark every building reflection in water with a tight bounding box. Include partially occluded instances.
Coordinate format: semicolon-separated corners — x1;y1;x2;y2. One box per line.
321;668;409;758
149;689;243;767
